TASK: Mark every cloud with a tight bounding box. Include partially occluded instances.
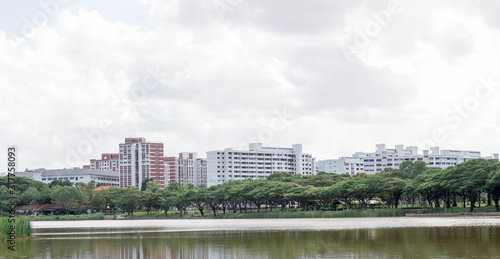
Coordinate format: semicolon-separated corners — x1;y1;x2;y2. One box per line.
1;0;500;171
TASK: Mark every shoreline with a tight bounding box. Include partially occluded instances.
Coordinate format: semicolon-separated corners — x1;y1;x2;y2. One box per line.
30;217;500;233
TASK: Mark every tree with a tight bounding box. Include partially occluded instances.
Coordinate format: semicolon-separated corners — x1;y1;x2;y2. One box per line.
141;181;161;215
381;176;406;208
295;174;344;187
18;186;41;206
51;186;84;214
448;159;490;212
141;178;155;191
405;168;443;213
486;170;500;211
186;187;208;216
395;161;427;179
267;172;294;182
333;179;355;210
246;180;267;212
304;186;335;211
0;186;11;212
48;179;73;189
351;175;384;210
157;188;179;217
117;187;142;216
75;182;95;202
90;191;106;212
102;187;122;214
205;185;226;216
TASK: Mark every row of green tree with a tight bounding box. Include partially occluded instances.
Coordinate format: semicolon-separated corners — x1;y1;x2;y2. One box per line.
1;158;500;216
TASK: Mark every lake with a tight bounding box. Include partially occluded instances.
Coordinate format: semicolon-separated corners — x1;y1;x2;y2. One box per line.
4;217;500;258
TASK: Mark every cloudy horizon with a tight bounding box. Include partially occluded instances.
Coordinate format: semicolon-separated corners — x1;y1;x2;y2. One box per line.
1;0;500;171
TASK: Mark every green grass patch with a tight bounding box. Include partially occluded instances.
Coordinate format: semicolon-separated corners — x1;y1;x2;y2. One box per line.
29;213;105;221
0;216;32;240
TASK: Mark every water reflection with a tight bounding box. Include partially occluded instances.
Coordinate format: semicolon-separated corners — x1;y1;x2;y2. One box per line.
3;226;500;258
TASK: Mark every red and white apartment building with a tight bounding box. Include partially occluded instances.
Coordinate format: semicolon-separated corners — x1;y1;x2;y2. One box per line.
89;153;119;172
85;137;208;188
119;137;166;188
163;152;207;187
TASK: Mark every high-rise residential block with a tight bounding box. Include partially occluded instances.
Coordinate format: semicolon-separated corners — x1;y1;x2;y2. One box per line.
207;143;315;187
119;137;166;188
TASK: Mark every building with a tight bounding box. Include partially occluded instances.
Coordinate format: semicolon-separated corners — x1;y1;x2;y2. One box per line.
16;168;119;186
318;144;499;175
197;158;208;187
162;153;207;187
119;137;166;188
318;157;364;176
207;143;315;187
90;153;119;172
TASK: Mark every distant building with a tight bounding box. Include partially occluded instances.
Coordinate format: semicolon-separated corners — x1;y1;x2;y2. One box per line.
162;153;207;187
318;144;499;175
90;153;119;172
318;157;363;176
207;143;315;187
119;137;166;188
17;168;119;186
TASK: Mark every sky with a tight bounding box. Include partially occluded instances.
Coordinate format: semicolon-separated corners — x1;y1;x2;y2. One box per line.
1;0;500;171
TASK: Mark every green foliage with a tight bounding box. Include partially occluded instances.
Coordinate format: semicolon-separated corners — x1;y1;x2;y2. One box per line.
48;179;73;189
51;186;84;214
141;178;155;191
117;187;142;216
90;191;106;212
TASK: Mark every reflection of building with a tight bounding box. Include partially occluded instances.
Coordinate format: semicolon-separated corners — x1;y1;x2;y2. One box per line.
207;143;315;187
119;137;166;188
318;144;500;175
17;168;119;186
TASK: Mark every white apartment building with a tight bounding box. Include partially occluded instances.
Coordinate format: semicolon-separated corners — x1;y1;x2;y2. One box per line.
318;157;364;176
207;143;315;187
17;168;120;186
318;144;499;175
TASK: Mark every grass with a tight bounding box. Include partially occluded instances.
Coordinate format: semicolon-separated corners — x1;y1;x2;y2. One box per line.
29;213;105;221
0;216;32;240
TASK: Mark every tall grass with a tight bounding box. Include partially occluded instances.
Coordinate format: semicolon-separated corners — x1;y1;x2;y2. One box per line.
220;209;408;219
0;216;32;240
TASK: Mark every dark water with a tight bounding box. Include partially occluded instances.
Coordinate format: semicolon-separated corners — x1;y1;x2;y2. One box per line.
3;218;500;258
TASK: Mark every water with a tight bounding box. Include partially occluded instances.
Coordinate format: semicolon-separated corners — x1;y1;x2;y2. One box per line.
4;217;500;258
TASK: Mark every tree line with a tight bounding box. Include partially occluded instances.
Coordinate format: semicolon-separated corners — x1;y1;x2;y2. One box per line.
1;158;500;216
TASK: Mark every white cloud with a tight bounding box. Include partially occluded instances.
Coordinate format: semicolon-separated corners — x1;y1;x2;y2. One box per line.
1;0;500;171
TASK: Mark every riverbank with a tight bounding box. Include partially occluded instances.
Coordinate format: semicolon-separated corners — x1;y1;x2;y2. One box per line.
30;217;500;232
24;206;500;221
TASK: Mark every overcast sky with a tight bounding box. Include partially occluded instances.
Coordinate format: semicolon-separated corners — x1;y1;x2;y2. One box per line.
1;0;500;171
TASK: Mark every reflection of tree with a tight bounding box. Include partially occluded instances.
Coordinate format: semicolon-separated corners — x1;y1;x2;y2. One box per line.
9;227;500;258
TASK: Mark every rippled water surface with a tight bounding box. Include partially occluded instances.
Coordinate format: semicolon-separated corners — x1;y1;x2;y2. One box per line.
4;217;500;258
